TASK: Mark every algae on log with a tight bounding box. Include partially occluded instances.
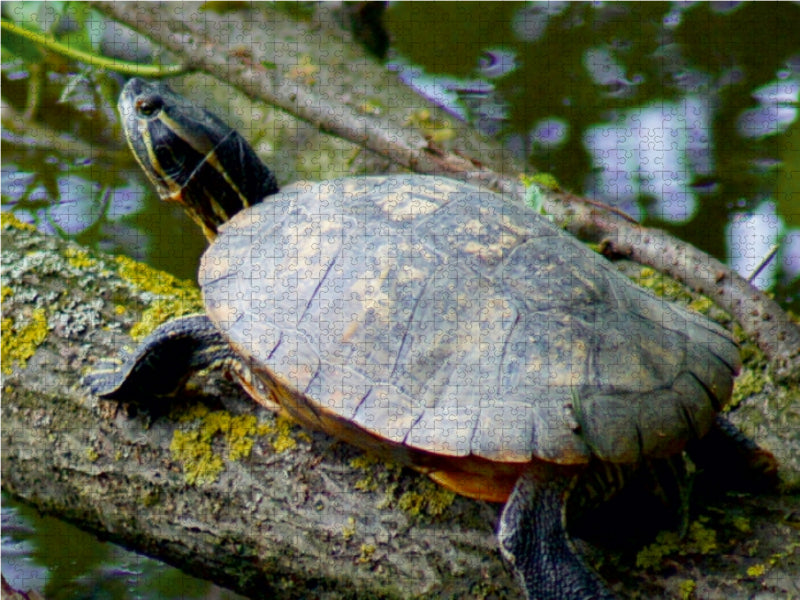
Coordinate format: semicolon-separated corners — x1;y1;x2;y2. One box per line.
3;216;800;599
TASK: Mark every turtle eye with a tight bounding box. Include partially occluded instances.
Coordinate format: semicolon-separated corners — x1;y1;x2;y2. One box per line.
135;94;164;118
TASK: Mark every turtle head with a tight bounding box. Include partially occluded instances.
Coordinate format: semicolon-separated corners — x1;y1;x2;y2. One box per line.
118;78;279;240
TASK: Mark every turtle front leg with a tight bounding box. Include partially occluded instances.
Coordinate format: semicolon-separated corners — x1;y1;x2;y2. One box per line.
84;314;235;402
498;465;618;600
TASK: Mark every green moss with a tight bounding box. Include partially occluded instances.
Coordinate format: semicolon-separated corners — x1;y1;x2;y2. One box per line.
397;478;455;518
729;367;766;409
1;307;49;374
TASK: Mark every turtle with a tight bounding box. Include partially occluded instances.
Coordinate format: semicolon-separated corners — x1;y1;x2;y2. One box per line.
88;77;777;599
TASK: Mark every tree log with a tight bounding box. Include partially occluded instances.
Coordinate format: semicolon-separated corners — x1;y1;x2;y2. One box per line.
4;205;800;600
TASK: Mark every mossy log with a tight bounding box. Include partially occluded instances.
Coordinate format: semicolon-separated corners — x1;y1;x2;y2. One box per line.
0;215;514;599
4;210;800;599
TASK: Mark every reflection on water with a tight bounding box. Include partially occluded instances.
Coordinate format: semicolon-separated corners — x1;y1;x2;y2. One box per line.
385;2;800;299
582;98;711;224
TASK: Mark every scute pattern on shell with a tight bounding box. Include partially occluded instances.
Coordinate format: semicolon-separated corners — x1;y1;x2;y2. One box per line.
199;175;740;465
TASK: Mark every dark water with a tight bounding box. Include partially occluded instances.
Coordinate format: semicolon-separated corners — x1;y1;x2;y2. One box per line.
2;3;799;598
1;492;246;599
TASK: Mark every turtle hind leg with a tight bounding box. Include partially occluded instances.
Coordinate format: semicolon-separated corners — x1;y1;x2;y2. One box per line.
498;465;618;600
687;415;779;494
84;314;235;403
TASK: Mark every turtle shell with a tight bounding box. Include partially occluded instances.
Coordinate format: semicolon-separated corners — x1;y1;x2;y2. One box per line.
199;175;739;497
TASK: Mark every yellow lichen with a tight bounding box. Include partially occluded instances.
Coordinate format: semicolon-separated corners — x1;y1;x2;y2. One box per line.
1;212;37;232
65;246;96;270
678;579;696;600
1;308;49;374
731;515;752;534
257;414;300;453
113;255;203;340
687;520;717;554
357;544;376;564
1;286;13;304
730;368;766;409
169;428;225;485
85;447;99;462
342;516;356;540
169;404;268;485
350;454;383;492
397;478;455;518
634;267;689;300
404;108;455;143
349;453;454;518
286;54;319;85
636;530;681;569
636;520;718;571
520;172;562;192
746;563;766;578
175;402;210;423
357;98;382;116
687;296;714;315
129;297;203;340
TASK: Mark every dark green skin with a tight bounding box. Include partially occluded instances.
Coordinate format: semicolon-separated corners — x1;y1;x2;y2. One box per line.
89;78;777;600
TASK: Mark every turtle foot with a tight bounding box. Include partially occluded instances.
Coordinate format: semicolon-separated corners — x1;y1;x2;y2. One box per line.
498;465;618;600
688;415;779;494
82;314;233;404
